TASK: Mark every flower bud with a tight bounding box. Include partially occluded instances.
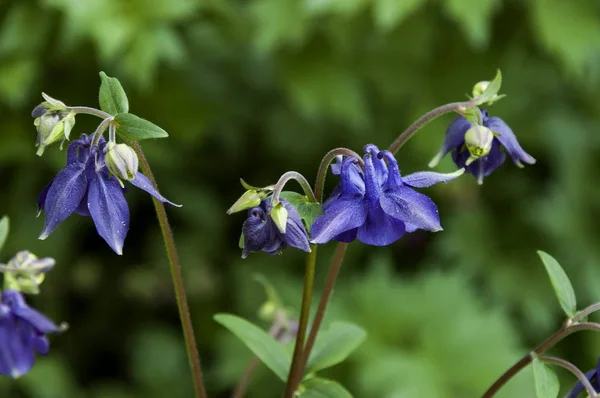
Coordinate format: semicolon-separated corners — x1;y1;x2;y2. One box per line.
472;81;490;97
227;190;267;215
105;143;139;183
270;203;289;234
1;251;55;294
258;301;277;321
34;110;75;156
464;125;494;164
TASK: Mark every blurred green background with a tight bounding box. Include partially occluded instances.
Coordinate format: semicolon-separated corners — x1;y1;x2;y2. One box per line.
1;0;599;396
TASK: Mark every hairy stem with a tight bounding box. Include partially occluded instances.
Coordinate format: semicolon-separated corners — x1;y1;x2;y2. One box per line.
284;246;318;398
482;322;600;397
271;171;318;205
388;100;477;154
68;106;111;119
314;148;363;202
572;302;600;323
91;117;113;146
539;356;597;398
131;142;207;398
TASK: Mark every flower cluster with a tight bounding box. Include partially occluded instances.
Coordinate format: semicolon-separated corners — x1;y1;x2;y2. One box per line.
37;133;179;255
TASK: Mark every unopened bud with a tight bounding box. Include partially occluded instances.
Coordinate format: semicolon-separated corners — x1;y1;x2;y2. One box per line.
258;301;277;321
472;81;490;97
227;190;266;215
464;125;494;165
270;203;289;234
105;143;139;184
1;251;55;294
34;110;76;156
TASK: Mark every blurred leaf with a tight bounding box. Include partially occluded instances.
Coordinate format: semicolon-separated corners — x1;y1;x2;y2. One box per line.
279;191;322;232
475;69;502;106
537;251;577;318
99;72;129;115
305;321;367;375
442;0;498;48
0;216;9;254
532;357;559;398
114;113;168;141
298;378;352;398
214;313;291;381
251;0;309;53
373;0;425;31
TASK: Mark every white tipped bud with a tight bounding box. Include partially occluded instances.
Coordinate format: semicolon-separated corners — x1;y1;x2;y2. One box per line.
227;190;265;215
270;203;288;234
464;125;494;159
472;81;490;98
105;143;139;182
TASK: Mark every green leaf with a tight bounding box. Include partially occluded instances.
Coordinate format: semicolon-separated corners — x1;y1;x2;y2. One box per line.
532;357;559;398
474;70;502;106
297;378;352;398
214;313;290;381
373;0;425;31
99;72;129;115
0;216;9;254
279;191;322;232
442;0;498;48
114;113;168;141
305;321;367;375
537;251;577;317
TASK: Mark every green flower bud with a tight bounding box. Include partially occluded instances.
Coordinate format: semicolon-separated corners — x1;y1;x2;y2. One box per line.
227;190;268;215
270;203;289;234
258;301;277;321
1;251;55;294
34;110;76;156
472;81;490;97
464;125;494;165
105;143;139;185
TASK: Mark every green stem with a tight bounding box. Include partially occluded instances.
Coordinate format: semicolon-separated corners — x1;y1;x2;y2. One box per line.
68;106;111;119
284;246;318;398
314;148;363;202
482;322;600;397
387;100;478;154
271;171;318;205
131;142;207;398
91;117;113;146
572;302;600;323
539;356;598;398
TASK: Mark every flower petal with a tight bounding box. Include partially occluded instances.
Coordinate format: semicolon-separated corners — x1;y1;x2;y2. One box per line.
129;173;181;207
310;196;368;244
88;172;130;255
36;182;52;215
334;228;358;243
2;291;58;334
429;116;471;167
485;116;536;166
364;144;388;185
566;369;597;398
242;207;272;258
39;163;88;240
380;186;441;231
0;313;34;378
340;158;365;195
402;169;464;188
454;140;506;184
282;201;310;252
356;203;405;246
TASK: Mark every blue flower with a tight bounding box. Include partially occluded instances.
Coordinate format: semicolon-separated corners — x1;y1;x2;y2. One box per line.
37;134;179;255
242;198;310;258
310;144;463;246
430;109;535;184
0;290;60;378
566;357;600;397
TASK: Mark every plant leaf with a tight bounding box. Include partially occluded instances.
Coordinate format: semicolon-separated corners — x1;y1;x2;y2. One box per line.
99;71;129;115
114;113;168;141
297;378;353;398
305;321;367;375
537;251;577;317
474;69;502;106
532;357;560;398
279;191;322;232
214;313;290;381
0;216;9;254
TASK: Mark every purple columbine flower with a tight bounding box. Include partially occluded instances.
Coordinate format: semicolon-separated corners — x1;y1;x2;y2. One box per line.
566;357;600;398
37;133;179;255
310;144;463;246
241;198;310;258
0;290;60;378
429;109;535;184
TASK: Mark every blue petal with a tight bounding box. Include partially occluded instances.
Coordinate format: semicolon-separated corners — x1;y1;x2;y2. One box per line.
334;228;358;243
37;182;52;214
380;186;442;231
364;145;388;186
2;291;58;334
242;207;272;258
311;196;368;244
74;190;90;216
129;173;181;207
39;163;88;240
454;140;506;184
430;116;471;166
88;172;130;255
330;155;344;175
323;184;342;211
340;158;365;196
485;116;536;167
281;200;310;252
402;169;464;188
566;369;597;398
0;311;34;378
356;202;405;246
363;154;381;201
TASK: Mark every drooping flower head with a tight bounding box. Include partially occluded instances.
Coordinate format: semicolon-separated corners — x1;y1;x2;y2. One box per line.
429;109;535;184
241;198;310;258
310;144;463;246
566;357;600;398
37;133;179;255
0;290;60;378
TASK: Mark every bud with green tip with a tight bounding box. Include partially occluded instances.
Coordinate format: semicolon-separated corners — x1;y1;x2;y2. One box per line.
270;203;289;234
227;190;268;215
105;142;139;185
0;251;55;294
33;108;76;156
464;125;494;165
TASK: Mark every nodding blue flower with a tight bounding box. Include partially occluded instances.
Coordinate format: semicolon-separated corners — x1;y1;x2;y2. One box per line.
241;198;310;258
310;144;464;246
429;109;535;184
37;133;180;255
0;290;60;378
566;357;600;398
